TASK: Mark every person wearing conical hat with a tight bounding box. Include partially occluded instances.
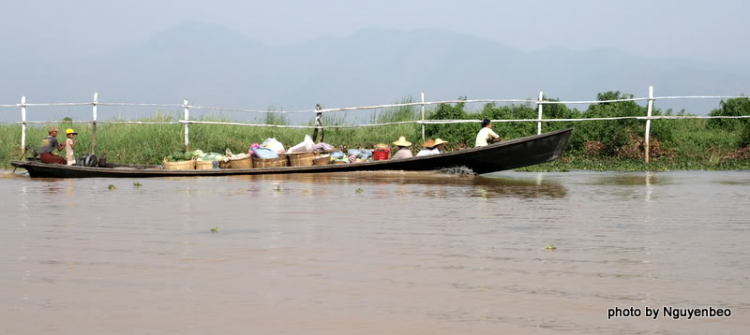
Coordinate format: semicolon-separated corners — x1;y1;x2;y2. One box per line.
416;139;437;157
434;138;448;154
391;136;413;160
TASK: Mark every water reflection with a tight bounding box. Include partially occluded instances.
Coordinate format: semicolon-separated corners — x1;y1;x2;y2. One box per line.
231;172;568;199
590;172;664;186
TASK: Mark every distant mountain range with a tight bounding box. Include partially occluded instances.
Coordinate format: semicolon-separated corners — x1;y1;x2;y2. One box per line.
1;21;748;122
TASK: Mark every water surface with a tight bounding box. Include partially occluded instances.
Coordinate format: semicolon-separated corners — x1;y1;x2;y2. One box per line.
1;170;748;334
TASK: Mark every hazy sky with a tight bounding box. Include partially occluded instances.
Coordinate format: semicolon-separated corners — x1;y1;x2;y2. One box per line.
3;0;749;66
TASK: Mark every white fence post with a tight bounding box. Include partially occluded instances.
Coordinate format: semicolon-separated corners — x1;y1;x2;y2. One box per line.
183;99;190;152
537;91;544;135
645;86;654;163
20;96;27;155
91;92;98;154
421;91;425;141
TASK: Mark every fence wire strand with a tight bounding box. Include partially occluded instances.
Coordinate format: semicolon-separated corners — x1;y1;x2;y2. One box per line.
2;94;748;129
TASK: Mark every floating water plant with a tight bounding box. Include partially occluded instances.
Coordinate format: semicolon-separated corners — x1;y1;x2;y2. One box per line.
210;226;219;234
545;244;557;250
108;184;116;190
274;185;282;192
355;188;363;193
133;181;142;187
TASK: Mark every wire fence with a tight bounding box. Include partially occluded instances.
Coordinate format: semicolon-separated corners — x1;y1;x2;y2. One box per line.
2;86;748;163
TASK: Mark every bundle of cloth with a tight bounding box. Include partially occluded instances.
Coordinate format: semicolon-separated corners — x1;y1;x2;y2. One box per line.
313;142;335;152
347;149;373;163
330;151;348;163
225;149;250;161
248;138;286;159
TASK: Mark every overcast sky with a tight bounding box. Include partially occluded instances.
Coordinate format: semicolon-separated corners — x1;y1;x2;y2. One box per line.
3;0;749;66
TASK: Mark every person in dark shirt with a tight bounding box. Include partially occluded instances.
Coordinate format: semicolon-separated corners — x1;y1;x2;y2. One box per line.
39;127;66;164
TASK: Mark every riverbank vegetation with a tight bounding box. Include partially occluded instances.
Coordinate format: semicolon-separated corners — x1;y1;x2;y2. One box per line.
2;92;749;171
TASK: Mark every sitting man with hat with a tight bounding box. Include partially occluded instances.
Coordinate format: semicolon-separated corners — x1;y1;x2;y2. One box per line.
434;138;448;154
416;139;437;157
64;128;79;166
39;127;67;164
416;138;450;157
391;136;413;160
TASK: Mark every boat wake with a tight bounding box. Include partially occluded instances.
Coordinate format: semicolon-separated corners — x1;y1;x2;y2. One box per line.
437;166;476;176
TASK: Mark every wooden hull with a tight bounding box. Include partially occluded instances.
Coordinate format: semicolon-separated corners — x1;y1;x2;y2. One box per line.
11;128;572;178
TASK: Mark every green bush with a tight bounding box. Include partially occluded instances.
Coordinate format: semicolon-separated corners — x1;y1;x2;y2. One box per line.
569;91;647;154
708;97;750;132
424;100;477;145
479;104;537;139
741;123;750;148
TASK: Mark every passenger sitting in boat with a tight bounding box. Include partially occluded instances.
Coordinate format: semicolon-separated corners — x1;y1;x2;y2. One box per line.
434;138;448;153
39;127;66;165
416;139;437;157
475;119;500;147
391;136;413;160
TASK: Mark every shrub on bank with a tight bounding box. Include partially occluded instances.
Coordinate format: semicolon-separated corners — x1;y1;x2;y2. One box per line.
708;97;750;132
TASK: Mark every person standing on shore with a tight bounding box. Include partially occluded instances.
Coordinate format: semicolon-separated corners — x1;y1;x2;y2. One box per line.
39;127;66;164
64;128;78;166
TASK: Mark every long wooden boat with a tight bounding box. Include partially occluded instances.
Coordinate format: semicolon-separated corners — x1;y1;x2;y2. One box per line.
10;128;571;178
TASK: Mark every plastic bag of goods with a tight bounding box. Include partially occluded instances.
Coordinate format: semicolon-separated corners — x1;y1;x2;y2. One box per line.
261;138;286;154
248;143;260;157
198;152;225;161
252;147;279;159
347;149;361;157
357;149;372;159
288;135;315;154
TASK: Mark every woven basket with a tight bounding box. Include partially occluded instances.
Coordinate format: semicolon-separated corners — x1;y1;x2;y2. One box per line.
219;160;230;169
253;156;288;168
195;160;215;170
287;152;315;167
312;156;330;165
163;159;195;170
228;157;253;169
332;160;347;165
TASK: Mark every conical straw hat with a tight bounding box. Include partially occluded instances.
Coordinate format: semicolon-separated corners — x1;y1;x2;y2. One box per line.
392;136;412;146
422;139;436;148
434;138;448;146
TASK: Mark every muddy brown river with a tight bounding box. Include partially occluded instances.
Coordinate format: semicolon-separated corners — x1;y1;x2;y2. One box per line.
1;170;748;334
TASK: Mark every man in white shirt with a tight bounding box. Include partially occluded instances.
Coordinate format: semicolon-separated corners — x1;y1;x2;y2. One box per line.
475;119;500;147
416;139;437;157
433;138;448;153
